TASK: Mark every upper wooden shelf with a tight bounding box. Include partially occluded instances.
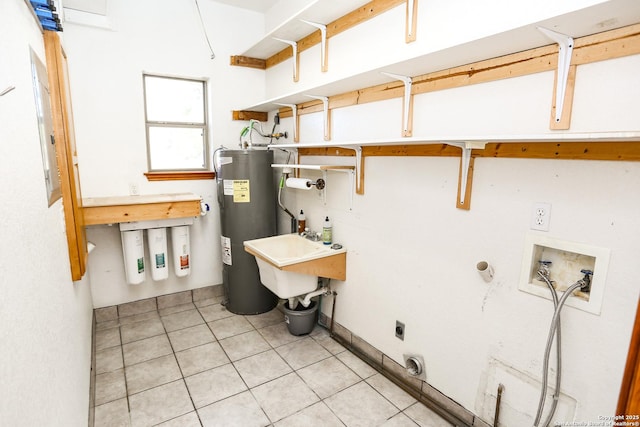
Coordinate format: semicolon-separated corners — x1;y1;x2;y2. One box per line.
238;0;371;60
269;132;640;150
83;193;201;226
240;1;640;113
271;164;354;171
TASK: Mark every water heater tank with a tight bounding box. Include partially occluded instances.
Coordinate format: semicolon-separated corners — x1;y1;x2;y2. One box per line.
216;149;278;314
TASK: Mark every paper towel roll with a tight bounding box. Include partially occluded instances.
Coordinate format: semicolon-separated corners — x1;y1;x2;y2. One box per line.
286;177;313;190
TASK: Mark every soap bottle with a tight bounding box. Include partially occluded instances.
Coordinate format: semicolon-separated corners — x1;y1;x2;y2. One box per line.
322;216;332;245
297;210;306;234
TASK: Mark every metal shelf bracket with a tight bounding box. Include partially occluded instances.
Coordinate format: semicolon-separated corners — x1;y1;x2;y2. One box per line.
273;38;299;82
537;27;574;124
274;103;299;142
381;72;413;137
338;145;363;195
448;141;486;209
301;20;328;72
306;95;331;140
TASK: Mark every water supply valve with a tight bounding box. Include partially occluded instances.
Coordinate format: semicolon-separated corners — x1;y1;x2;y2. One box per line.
537;260;552;280
579;269;593;292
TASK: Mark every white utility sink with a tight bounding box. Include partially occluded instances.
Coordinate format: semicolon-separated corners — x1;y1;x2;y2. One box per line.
244;234;346;299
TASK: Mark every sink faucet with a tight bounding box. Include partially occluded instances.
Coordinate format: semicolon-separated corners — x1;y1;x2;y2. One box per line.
300;228;321;241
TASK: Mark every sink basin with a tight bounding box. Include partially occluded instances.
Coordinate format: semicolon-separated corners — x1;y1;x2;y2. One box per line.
244;234;346;299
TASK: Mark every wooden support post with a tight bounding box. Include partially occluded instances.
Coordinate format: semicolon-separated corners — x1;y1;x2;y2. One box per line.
232;111;268;121
550;64;576;130
405;0;418;43
229;55;266;69
456;156;474;210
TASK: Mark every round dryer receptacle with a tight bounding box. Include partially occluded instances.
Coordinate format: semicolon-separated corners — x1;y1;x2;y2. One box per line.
406;356;423;377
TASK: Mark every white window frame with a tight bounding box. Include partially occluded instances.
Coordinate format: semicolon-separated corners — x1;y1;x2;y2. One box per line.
143;74;209;172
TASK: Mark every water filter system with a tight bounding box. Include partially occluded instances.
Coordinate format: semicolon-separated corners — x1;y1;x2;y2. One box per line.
171;226;191;277
119;218;194;285
147;228;169;281
121;230;145;285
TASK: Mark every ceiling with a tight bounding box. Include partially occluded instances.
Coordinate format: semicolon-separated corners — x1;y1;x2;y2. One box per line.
209;0;280;13
62;0;280;15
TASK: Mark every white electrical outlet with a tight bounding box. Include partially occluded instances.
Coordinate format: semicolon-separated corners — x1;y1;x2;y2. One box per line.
530;202;551;231
129;183;139;196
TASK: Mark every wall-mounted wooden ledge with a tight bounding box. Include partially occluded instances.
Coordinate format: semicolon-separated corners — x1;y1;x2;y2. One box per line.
270;134;640;209
82;193;201;226
144;171;215;181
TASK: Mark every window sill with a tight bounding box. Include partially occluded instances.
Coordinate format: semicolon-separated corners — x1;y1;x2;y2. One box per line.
145;171;215;181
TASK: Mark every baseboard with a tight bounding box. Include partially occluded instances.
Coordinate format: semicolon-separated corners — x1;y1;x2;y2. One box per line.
319;312;492;427
88;310;96;427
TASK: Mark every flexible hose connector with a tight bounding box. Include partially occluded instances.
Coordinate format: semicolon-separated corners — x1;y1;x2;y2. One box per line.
533;278;584;426
533;271;563;427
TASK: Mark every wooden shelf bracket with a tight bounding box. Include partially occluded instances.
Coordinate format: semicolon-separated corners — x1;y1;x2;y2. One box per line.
537;27;574;125
406;0;418;43
273;38;299;82
306;95;331;140
381;72;413;137
448;141;486;210
301;20;328;72
275;103;299;142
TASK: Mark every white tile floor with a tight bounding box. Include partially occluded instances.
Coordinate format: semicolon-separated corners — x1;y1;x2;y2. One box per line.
94;297;453;427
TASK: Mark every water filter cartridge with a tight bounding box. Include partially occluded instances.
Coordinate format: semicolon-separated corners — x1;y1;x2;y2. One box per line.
171;226;191;277
147;227;169;281
121;230;145;285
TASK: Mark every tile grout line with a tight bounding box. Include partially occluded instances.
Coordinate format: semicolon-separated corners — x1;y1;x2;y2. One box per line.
96;294;450;427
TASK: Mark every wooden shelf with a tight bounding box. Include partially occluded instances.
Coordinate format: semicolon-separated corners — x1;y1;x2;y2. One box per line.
83;193;201;226
271;163;354;171
240;2;640;113
270;134;640;209
237;0;371;60
269;132;640;149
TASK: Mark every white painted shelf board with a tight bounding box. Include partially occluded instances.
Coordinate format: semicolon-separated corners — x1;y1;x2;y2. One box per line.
271;164;354;170
269;132;640;150
240;0;372;59
83;193;200;207
241;0;640;113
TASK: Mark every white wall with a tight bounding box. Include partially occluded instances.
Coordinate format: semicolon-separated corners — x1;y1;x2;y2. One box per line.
0;1;94;425
269;1;640;424
49;0;640;423
62;0;265;307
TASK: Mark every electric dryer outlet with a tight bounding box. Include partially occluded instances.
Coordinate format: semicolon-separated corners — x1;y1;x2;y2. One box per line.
395;321;405;340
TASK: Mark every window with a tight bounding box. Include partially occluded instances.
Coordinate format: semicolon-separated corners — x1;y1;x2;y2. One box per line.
143;74;209;172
